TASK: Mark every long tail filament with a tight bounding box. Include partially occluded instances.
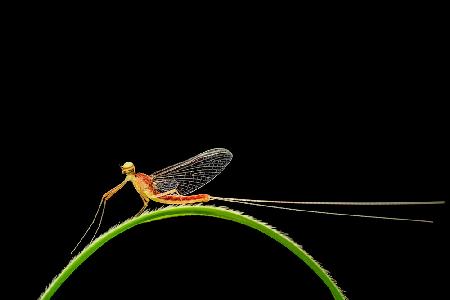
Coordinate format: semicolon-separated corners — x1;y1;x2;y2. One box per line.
211;197;445;223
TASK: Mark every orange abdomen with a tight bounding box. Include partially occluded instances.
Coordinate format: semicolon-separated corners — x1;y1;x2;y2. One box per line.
159;194;210;203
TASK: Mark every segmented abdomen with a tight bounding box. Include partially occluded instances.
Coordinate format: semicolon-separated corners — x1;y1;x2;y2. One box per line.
159;194;210;203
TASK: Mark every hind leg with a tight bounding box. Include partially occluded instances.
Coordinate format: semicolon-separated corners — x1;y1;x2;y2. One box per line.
134;192;150;217
134;204;148;217
154;189;180;197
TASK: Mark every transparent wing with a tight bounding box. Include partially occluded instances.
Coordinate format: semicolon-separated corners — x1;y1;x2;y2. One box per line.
151;148;233;195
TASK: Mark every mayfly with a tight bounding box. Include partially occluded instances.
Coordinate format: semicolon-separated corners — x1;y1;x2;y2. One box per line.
71;148;445;254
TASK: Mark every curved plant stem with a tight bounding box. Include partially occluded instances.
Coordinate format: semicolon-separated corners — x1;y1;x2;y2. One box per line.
40;205;346;300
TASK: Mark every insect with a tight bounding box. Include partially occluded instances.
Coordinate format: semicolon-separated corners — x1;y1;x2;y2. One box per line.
71;148;444;254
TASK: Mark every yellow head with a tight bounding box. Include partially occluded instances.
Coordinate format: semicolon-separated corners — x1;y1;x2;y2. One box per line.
121;162;136;174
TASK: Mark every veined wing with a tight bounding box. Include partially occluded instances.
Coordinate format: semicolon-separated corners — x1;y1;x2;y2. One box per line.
151;148;233;195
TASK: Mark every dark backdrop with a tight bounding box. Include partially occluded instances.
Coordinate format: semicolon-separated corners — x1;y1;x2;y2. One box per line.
6;16;447;300
21;94;446;300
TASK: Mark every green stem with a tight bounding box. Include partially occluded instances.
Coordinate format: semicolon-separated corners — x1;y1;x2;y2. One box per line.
40;205;346;300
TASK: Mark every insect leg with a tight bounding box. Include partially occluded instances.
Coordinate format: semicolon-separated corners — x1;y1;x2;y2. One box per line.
154;189;180;197
102;179;129;202
70;199;104;255
134;190;150;217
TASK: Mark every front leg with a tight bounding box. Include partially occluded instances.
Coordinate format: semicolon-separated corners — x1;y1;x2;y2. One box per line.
102;179;128;202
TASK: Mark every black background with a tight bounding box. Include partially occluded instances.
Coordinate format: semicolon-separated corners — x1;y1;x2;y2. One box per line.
5;10;447;300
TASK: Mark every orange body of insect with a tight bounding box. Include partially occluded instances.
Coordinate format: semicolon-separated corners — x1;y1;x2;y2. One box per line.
133;172;210;204
102;162;211;216
101;148;232;217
